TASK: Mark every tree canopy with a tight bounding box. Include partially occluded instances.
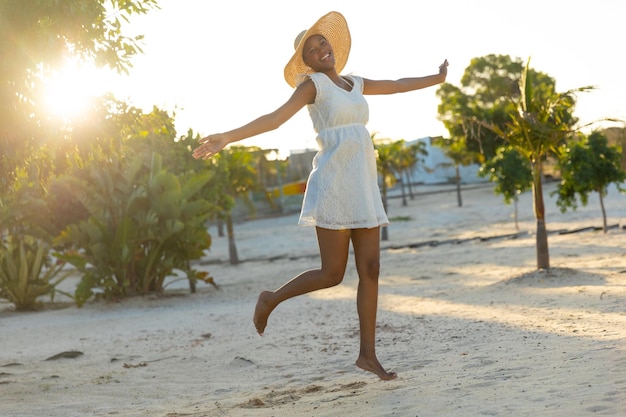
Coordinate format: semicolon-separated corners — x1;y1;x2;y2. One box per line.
436;54;555;161
554;131;626;232
0;0;158;191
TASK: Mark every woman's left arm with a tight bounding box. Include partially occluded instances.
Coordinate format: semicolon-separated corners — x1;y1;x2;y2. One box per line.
363;59;448;95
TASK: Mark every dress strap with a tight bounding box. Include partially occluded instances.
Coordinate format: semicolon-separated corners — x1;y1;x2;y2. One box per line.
340;76;354;90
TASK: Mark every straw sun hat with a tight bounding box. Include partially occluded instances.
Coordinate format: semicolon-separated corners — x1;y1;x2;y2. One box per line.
283;11;351;88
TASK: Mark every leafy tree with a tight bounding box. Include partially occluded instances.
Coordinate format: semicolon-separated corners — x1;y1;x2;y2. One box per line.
0;0;158;192
553;131;626;233
436;55;520;162
484;59;591;269
479;146;533;230
602;127;626;170
119;104;204;176
436;54;555;163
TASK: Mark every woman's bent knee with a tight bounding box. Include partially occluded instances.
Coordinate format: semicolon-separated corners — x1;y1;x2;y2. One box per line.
320;270;344;287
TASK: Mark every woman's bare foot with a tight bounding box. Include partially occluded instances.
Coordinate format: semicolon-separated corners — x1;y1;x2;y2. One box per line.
356;355;397;380
253;291;274;335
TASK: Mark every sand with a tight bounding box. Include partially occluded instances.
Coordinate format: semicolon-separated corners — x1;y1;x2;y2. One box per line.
1;181;625;417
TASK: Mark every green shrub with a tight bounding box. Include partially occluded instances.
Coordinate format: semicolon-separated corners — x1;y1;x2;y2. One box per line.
0;234;72;311
54;153;214;306
0;170;73;311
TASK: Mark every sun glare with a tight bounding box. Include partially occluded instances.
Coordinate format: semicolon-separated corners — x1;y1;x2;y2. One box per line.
42;60;104;121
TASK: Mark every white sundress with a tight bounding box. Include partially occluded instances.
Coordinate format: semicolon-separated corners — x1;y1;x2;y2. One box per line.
298;72;389;230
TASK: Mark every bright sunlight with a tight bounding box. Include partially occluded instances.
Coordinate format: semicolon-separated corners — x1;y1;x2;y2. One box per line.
41;59;107;121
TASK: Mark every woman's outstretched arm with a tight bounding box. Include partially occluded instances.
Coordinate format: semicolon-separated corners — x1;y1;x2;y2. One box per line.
363;59;448;95
192;80;316;160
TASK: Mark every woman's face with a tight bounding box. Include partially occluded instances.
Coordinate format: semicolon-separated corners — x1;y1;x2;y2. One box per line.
302;34;335;72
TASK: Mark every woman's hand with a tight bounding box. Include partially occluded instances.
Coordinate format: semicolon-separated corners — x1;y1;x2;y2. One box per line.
192;133;229;160
439;59;449;78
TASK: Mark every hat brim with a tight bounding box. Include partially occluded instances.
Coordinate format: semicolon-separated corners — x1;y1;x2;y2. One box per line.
284;11;351;88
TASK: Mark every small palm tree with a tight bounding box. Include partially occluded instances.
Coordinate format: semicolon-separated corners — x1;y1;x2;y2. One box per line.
206;146;259;264
485;58;592;269
398;141;428;204
433;136;476;207
373;134;403;241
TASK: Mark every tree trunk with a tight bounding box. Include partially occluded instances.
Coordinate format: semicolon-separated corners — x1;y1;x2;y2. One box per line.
217;218;225;237
514;195;519;231
186;260;197;293
535;218;549;269
532;160;550;269
455;164;462;207
400;177;407;207
599;191;607;233
407;171;415;200
226;214;239;265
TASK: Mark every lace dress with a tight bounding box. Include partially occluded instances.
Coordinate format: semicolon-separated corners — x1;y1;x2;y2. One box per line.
298;73;389;230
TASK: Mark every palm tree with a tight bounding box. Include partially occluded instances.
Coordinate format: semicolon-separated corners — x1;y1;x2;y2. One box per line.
398;141;428;204
373;135;404;241
206;146;259;264
433;136;476;207
485;59;592;269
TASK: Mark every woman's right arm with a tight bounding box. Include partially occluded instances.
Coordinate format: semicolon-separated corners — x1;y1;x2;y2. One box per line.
192;80;316;160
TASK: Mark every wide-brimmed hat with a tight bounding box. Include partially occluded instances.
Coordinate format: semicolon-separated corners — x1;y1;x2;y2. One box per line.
283;11;351;88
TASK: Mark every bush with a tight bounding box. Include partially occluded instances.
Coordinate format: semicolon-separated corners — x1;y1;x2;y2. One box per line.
0;234;72;311
54;153;214;306
0;176;72;311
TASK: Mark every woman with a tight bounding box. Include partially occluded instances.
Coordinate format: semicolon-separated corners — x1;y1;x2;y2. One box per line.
193;11;447;380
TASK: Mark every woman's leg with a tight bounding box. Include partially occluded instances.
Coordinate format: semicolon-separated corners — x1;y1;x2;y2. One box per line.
253;227;351;335
351;227;397;380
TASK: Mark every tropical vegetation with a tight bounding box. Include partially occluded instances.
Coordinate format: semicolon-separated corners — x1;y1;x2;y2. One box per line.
553;131;626;233
2;1;624;311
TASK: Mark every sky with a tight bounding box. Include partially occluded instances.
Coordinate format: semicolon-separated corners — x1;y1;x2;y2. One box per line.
60;0;625;158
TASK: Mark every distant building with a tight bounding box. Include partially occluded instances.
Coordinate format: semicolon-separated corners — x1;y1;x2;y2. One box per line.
405;137;485;185
286;148;317;182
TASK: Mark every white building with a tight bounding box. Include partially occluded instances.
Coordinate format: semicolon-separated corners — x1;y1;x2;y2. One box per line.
406;137;485;185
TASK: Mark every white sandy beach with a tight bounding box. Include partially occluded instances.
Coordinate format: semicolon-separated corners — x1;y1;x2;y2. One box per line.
1;181;625;417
